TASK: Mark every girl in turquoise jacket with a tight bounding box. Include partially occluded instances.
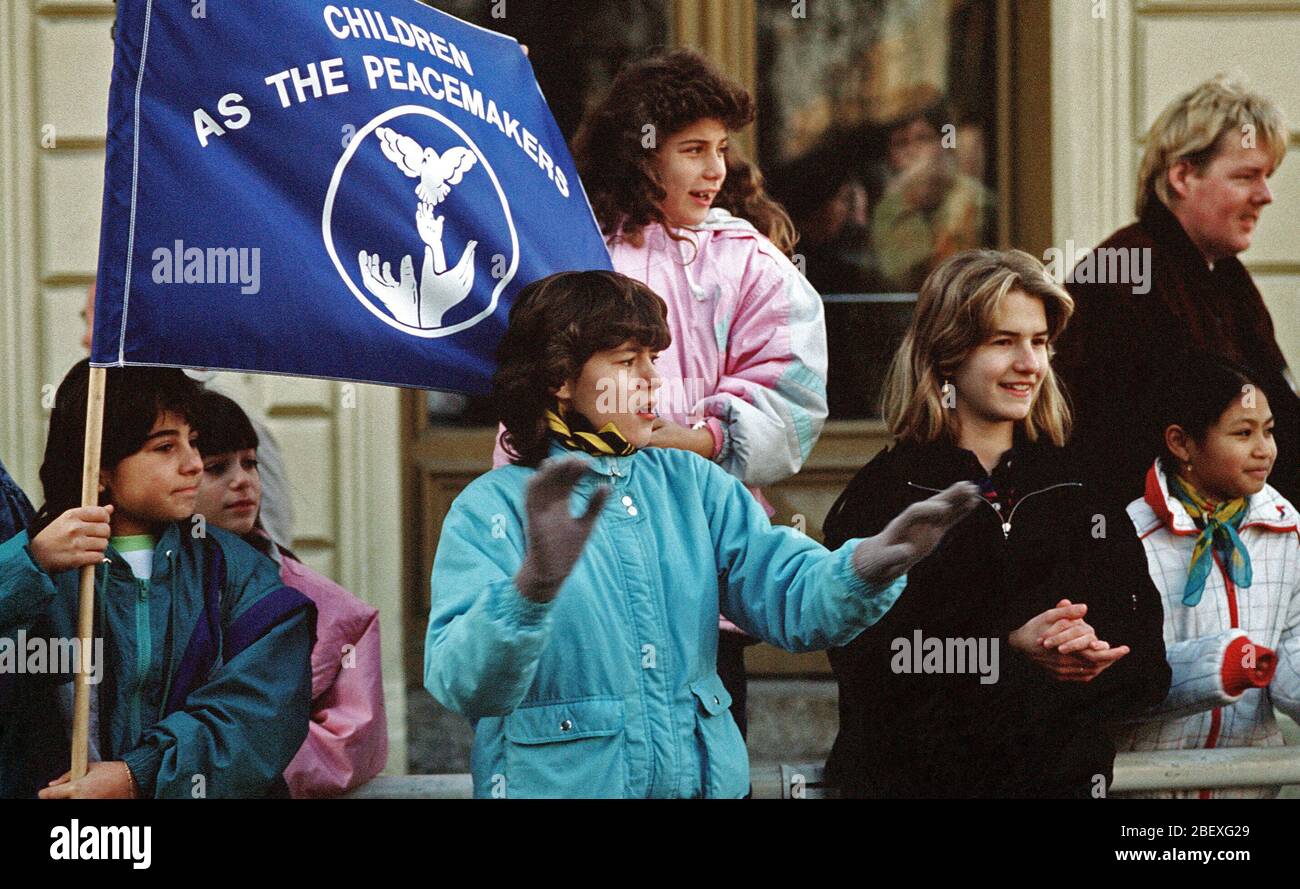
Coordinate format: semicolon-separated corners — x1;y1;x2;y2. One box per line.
0;361;314;799
424;270;979;798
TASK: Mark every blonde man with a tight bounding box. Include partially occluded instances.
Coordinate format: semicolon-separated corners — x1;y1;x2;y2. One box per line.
1056;75;1297;507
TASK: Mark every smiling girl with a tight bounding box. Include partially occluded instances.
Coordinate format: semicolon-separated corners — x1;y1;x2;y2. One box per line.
0;360;313;798
192;390;388;798
429;270;979;798
822;249;1170;798
568;50;821;489
1115;357;1300;798
567;49;829;731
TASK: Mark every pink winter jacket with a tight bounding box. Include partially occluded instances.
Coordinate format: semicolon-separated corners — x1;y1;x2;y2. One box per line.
278;552;389;798
493;210;829;498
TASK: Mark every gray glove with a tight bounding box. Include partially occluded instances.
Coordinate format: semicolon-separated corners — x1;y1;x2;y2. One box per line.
851;481;982;587
514;458;610;603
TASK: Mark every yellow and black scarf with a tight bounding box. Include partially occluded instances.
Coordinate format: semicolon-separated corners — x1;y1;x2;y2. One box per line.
546;407;636;458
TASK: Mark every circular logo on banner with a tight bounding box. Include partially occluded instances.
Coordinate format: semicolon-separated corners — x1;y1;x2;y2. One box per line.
323;105;518;338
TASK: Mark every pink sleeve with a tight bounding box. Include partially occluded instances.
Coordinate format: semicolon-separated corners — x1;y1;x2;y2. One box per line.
696;244;828;487
283;610;389;798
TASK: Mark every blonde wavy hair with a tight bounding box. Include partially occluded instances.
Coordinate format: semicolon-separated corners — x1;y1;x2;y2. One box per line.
882;249;1075;446
1137;74;1288;217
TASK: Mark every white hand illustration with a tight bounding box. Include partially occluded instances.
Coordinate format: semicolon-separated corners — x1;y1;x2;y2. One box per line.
358;250;418;327
417;201;446;268
415;200;477;328
357;130;481;330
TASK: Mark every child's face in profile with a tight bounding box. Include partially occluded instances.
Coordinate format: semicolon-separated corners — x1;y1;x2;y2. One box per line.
99;410;203;536
556;340;661;448
194;448;262;537
655;117;728;227
1179;390;1276;501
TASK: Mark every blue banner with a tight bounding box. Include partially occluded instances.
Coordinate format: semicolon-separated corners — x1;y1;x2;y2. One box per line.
91;0;612;393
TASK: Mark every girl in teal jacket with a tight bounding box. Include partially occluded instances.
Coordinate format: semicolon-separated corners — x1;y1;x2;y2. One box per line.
424;270;979;798
0;360;314;799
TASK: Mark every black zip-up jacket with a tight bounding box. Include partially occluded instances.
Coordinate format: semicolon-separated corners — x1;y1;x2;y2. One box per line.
822;437;1171;798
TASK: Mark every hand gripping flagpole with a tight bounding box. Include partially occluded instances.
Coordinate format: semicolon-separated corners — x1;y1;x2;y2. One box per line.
70;365;107;779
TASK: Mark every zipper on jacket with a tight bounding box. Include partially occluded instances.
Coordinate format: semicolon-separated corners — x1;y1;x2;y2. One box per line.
1199;550;1240;798
132;577;150;742
906;481;1082;540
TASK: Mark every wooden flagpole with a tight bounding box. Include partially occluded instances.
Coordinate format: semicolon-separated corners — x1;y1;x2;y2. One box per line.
70;365;107;779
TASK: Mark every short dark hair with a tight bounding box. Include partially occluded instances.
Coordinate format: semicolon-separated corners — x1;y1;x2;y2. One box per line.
1156;355;1262;473
494;270;671;467
32;359;203;537
193;390;259;458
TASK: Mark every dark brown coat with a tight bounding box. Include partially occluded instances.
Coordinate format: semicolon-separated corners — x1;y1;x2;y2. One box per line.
1055;193;1299;508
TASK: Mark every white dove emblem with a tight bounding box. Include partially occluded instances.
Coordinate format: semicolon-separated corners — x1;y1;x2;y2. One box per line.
377;126;478;207
358;127;481;329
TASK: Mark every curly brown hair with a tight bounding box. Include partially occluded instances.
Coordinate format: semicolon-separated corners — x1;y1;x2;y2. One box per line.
495;270;672;467
573;50;797;256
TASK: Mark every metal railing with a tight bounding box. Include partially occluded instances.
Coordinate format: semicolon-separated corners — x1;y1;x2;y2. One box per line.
340;746;1300;798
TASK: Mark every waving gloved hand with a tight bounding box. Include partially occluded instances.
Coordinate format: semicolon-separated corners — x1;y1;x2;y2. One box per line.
514;458;610;603
851;481;982;587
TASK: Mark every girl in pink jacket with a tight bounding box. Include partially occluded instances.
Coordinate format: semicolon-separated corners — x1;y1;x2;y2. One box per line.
494;51;829;736
193;391;388;797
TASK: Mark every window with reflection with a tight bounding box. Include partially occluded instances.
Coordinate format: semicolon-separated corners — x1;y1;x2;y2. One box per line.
757;0;1000;418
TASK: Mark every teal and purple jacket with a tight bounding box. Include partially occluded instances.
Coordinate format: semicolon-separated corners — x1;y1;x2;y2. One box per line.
0;522;314;798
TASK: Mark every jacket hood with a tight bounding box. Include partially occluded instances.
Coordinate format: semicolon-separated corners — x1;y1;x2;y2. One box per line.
614;210;760;302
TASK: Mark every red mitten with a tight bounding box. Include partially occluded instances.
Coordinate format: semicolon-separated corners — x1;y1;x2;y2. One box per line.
1222;636;1277;696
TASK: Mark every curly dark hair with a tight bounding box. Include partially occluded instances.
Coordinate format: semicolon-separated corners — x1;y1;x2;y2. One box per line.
573;49;797;256
495;270;671;467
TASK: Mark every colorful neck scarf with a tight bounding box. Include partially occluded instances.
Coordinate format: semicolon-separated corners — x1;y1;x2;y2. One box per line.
1167;473;1252;606
546;407;636;458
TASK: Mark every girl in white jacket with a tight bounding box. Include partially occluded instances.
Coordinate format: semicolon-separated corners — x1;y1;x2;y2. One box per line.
1116;356;1300;797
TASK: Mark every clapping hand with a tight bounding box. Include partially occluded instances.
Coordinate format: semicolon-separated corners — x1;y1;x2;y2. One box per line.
1009;599;1130;682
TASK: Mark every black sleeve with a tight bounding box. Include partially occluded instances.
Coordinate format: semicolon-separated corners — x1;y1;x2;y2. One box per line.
823;457;907;791
1079;504;1171;716
822;456;910;550
821;468;868;551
